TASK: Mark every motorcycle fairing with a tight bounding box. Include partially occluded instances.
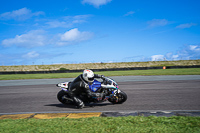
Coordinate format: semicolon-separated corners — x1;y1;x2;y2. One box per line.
89;79;101;92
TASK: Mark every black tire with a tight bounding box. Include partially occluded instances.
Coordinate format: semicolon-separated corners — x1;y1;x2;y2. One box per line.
108;91;127;104
57;90;73;105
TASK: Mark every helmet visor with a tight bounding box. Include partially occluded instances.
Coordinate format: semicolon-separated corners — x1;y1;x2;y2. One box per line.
88;77;94;81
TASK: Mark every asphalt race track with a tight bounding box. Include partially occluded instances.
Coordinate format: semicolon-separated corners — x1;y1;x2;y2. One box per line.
0;75;200;114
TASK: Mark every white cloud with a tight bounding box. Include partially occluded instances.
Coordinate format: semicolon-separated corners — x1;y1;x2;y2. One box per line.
172;55;179;59
72;15;92;20
189;45;200;51
61;28;81;41
176;23;197;29
174;44;200;60
151;44;200;61
82;0;112;8
147;19;169;27
58;28;93;45
166;52;173;59
1;28;94;47
46;15;92;28
1;30;47;47
45;20;70;28
22;51;39;58
124;11;135;16
151;55;164;61
0;7;44;21
70;14;92;24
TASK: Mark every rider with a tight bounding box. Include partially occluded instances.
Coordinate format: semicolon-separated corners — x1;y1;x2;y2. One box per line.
68;69;106;109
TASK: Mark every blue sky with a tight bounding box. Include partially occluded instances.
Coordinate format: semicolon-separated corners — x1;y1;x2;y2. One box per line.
0;0;200;66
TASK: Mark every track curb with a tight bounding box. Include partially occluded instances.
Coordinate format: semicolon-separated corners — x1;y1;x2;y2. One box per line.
0;111;200;120
0;112;102;119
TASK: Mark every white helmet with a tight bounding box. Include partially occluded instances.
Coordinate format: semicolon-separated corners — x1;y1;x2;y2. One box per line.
83;69;94;82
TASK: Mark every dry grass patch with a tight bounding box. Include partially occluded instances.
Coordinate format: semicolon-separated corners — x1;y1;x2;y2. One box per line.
0;60;200;72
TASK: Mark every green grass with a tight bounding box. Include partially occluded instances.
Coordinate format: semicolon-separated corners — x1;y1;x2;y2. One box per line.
0;116;200;133
0;68;200;80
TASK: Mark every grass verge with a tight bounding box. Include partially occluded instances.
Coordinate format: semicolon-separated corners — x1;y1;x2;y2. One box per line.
0;68;200;80
0;116;200;133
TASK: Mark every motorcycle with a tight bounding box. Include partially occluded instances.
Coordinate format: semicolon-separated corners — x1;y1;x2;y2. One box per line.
56;77;127;107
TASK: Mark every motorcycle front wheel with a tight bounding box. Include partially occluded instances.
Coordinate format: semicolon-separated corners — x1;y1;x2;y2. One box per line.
108;90;127;104
57;90;73;105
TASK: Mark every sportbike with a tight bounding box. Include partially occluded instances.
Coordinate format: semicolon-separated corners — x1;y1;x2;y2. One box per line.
56;77;127;107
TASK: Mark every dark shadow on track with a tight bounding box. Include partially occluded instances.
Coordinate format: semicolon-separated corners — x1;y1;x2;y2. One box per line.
45;103;113;109
45;104;75;109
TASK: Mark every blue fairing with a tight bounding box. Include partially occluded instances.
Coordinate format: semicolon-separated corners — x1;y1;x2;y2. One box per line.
89;79;101;92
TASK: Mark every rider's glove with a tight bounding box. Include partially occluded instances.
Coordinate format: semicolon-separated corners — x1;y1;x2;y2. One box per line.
101;75;105;80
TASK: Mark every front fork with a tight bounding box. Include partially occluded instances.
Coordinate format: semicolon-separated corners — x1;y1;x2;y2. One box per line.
109;89;121;102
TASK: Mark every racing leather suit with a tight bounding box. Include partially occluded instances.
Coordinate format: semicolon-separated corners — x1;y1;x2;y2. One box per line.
68;74;105;108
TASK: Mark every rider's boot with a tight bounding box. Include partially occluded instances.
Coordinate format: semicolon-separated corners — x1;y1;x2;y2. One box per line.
73;97;85;109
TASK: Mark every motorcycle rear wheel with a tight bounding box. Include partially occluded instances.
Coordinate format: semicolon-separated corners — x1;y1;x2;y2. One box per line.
108;91;127;104
57;90;73;105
